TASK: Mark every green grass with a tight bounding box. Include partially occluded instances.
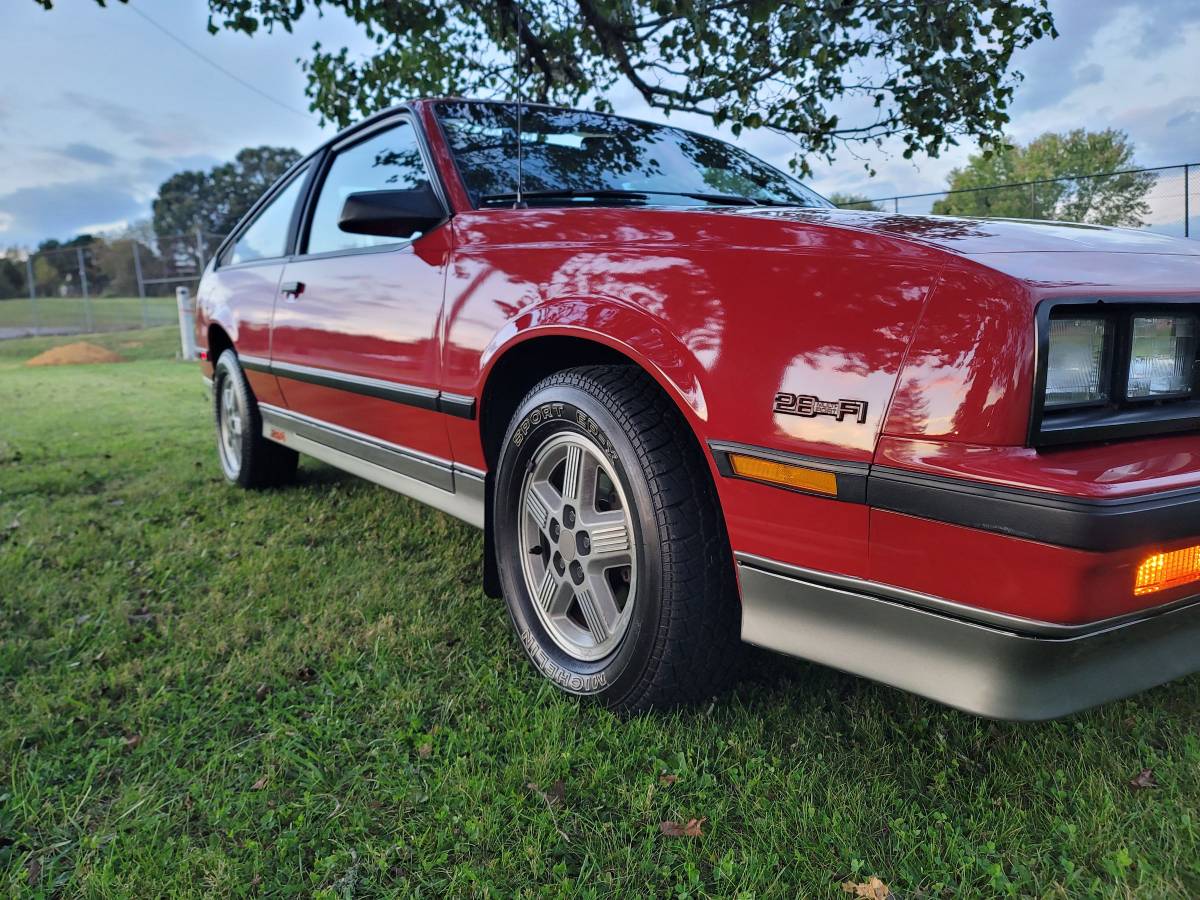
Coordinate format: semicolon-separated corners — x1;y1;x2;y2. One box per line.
0;296;177;332
2;327;1199;897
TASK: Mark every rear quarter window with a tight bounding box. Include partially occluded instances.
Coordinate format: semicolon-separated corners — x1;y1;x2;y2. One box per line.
222;166;308;266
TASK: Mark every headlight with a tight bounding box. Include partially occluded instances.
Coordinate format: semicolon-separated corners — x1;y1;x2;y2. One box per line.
1044;317;1110;409
1127;315;1197;400
1034;303;1200;446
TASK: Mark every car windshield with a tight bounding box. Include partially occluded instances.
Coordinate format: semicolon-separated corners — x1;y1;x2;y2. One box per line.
435;101;831;210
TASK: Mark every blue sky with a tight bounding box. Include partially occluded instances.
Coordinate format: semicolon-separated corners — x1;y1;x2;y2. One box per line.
2;0;1199;247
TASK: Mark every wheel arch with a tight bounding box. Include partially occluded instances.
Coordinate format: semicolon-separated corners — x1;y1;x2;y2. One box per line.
476;306;713;470
476;322;724;599
208;323;234;364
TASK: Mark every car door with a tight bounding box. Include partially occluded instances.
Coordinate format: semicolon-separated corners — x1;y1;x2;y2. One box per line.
205;163;311;408
269;115;454;462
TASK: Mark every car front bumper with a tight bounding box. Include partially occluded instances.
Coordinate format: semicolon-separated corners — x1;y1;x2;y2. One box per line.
737;552;1200;720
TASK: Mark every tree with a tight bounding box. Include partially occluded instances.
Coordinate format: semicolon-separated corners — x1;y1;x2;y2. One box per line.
0;252;26;300
152;146;301;245
152;170;211;244
91;222;159;297
59;0;1057;176
828;192;883;212
33;235;100;296
32;256;60;298
93;237;154;297
931;129;1155;226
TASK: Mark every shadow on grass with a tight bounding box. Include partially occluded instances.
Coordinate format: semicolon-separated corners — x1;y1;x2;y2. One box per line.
291;462;360;490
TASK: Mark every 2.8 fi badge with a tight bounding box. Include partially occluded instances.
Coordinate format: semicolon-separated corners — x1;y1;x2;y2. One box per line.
773;392;868;424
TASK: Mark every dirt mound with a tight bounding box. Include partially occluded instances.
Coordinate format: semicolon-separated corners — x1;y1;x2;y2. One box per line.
26;342;125;367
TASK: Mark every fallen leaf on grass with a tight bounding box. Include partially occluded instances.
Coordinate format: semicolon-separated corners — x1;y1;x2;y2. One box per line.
123;733;142;751
526;779;565;808
660;817;705;837
251;776;268;791
658;772;679;786
841;876;892;899
1129;768;1159;790
417;743;432;759
254;683;271;702
27;858;41;886
127;607;155;625
295;665;317;683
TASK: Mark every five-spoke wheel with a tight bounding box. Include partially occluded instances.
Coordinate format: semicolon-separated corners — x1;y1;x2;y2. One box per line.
495;365;741;711
212;349;298;489
217;374;245;479
519;432;637;661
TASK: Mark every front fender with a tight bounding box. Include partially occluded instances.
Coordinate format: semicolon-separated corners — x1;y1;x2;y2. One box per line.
478;294;712;427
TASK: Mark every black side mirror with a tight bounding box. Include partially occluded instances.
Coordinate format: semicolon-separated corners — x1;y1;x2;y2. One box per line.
338;186;445;239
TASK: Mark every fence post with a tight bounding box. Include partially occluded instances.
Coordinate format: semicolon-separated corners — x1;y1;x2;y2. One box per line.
195;228;207;274
176;286;198;360
893;197;899;214
26;255;39;333
132;241;149;328
77;246;93;332
1185;164;1191;240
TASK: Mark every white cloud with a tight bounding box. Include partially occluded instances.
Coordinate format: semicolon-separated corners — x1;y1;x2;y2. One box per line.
0;179;144;246
805;1;1200;201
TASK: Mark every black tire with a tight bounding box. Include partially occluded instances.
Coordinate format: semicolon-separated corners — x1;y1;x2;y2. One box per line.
212;349;298;489
494;365;742;712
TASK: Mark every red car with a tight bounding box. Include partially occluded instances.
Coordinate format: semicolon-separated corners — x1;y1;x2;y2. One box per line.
197;99;1200;719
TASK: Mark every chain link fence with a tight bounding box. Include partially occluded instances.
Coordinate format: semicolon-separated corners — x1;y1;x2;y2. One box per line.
837;163;1199;240
0;231;223;339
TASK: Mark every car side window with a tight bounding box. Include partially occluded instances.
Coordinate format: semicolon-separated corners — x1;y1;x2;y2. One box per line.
305;121;432;255
223;166;308;266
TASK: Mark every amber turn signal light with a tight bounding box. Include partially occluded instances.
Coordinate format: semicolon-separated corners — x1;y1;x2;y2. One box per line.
728;453;838;497
1134;545;1200;596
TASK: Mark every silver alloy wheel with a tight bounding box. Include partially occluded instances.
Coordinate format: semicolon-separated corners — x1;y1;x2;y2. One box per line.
518;432;638;662
217;375;244;478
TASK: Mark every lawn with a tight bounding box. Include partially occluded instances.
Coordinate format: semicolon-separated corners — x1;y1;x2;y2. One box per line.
0;296;177;333
2;328;1199;897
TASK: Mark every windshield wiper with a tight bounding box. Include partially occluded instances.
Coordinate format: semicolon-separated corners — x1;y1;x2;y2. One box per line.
481;189;650;205
479;189;801;208
682;192;774;206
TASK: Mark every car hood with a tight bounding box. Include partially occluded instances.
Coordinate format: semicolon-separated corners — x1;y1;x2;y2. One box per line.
730;206;1200;258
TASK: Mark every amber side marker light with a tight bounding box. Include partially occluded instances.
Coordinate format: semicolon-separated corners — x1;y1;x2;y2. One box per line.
1134;545;1200;596
728;453;838;497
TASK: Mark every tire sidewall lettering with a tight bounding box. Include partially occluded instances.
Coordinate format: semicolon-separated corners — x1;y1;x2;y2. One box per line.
520;627;609;692
511;401;619;467
497;385;661;700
